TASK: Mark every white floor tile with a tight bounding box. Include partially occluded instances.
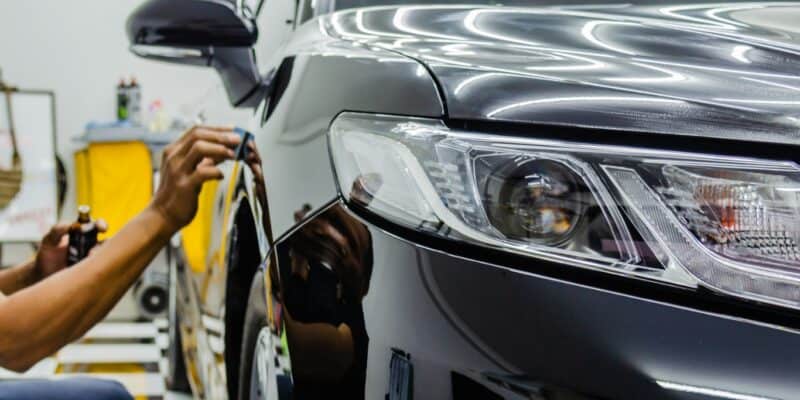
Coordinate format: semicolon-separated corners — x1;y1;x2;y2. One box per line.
83;322;159;340
59;343;161;364
156;333;169;350
154;318;168;330
2;318;181;397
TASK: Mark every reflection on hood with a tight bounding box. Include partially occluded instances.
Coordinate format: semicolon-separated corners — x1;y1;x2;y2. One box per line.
322;3;800;144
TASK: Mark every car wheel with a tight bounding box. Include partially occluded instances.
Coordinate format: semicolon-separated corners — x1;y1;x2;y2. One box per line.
237;270;293;400
166;259;191;392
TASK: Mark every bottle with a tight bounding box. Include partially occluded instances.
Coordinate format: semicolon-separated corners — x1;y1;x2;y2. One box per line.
67;205;99;266
128;76;141;124
116;78;129;121
148;99;170;133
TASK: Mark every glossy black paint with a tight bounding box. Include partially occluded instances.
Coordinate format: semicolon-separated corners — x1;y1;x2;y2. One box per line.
322;4;800;145
262;200;800;399
126;0;257;48
256;20;444;237
211;47;265;108
127;0;265;107
252;5;800;399
137;2;800;399
359;209;800;400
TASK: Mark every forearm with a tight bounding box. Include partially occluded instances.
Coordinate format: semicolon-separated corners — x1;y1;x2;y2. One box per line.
0;124;239;372
0;260;38;295
0;207;172;371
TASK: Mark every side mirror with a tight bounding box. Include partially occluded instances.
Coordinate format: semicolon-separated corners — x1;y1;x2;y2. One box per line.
126;0;264;108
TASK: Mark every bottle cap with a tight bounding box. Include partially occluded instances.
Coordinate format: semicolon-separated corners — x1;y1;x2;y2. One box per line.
77;205;91;223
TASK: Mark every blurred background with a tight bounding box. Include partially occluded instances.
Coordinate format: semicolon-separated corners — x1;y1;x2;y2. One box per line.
0;0;241;220
0;1;291;398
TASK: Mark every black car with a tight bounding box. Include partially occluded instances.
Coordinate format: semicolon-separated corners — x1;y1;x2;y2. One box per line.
128;0;800;399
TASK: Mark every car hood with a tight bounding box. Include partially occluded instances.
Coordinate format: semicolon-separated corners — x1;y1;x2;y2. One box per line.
321;3;800;145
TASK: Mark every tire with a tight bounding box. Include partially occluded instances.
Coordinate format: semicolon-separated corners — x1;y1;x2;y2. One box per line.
237;270;293;400
226;207;262;399
166;260;191;392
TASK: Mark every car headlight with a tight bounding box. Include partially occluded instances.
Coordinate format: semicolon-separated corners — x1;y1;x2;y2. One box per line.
329;112;800;310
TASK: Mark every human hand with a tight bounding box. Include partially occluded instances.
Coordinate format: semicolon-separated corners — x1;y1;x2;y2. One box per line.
35;219;108;279
151;126;241;234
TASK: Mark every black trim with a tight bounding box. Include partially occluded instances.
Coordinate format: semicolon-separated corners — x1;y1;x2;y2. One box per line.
264;57;296;122
447;118;800;161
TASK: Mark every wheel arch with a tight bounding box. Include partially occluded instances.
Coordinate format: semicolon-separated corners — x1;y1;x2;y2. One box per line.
224;184;264;400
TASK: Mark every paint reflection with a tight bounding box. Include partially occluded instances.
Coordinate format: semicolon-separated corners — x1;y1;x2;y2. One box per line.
319;4;800;142
269;194;373;399
245;141;373;399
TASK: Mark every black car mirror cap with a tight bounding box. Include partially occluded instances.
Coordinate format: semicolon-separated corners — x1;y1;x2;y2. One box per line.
126;0;265;108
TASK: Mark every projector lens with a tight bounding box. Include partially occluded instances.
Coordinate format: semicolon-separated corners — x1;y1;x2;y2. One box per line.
481;157;586;246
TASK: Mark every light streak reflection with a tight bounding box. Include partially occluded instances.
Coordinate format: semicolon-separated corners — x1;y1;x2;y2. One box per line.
488;96;683;117
657;380;778;400
581;20;638;56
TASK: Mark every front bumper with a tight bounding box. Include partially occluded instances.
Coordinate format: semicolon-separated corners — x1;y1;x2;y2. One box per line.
355;208;800;400
271;200;799;400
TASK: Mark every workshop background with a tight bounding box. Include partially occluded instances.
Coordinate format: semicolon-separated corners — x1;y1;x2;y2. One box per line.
0;1;292;398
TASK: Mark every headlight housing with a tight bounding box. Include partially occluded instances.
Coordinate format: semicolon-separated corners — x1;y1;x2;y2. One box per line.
329;112;800;310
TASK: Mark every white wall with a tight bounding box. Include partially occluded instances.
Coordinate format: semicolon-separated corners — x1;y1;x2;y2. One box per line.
0;0;297;235
0;0;296;318
0;0;247;221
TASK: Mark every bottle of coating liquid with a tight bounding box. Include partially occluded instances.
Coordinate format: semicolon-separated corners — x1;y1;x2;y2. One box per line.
67;205;98;266
116;78;129;121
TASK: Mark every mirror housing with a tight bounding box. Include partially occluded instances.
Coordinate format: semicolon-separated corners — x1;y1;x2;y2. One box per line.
127;0;265;108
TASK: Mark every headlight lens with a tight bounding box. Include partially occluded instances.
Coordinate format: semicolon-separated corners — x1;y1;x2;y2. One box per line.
480;157;587;246
330;112;800;310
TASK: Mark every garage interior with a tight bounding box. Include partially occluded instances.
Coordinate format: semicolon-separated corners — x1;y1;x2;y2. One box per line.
0;1;281;398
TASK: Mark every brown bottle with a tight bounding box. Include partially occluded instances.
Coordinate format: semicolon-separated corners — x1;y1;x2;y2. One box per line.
67;205;98;266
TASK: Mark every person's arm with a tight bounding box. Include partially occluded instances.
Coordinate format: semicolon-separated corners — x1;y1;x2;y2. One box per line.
0;260;38;295
0;126;241;372
0;220;110;296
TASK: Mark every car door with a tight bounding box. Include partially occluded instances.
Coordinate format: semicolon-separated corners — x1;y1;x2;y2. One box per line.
189;1;301;397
